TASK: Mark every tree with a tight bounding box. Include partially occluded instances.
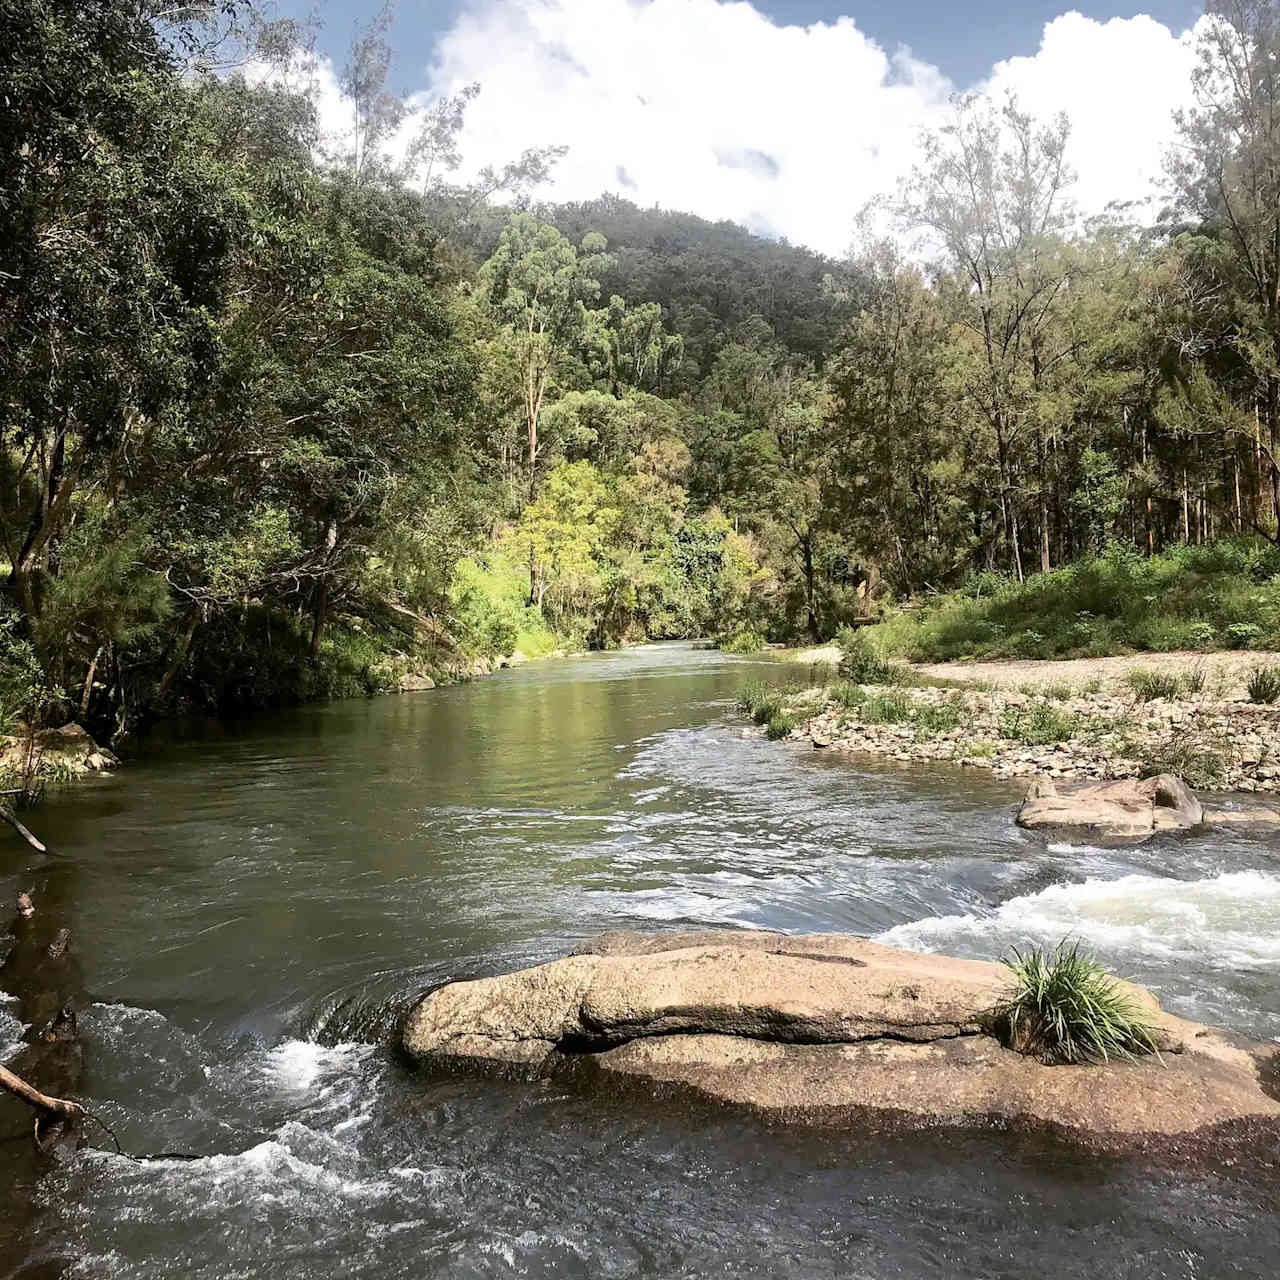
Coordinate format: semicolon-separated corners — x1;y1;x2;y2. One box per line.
1168;0;1280;531
901;95;1077;578
479;215;613;487
826;246;972;592
338;1;404;184
0;0;240;625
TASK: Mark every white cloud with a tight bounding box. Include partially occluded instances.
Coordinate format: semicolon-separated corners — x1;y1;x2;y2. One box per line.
422;0;952;253
295;1;1211;256
980;12;1201;223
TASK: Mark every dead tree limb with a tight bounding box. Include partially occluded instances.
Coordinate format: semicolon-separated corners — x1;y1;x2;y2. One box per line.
0;808;47;854
0;1063;83;1122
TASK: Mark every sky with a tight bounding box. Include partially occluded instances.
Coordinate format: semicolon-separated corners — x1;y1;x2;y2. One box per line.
275;1;1213;255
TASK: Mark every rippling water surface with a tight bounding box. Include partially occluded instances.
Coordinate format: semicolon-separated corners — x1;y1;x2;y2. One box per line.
1;642;1278;1276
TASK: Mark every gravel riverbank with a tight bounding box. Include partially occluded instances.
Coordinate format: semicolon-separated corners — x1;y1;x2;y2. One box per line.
764;653;1280;792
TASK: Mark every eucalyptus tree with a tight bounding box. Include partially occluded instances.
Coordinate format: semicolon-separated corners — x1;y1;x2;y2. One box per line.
1168;0;1280;531
479;215;613;486
339;1;404;184
900;95;1078;578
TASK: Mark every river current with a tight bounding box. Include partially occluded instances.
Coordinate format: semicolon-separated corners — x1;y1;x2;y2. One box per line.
1;642;1277;1277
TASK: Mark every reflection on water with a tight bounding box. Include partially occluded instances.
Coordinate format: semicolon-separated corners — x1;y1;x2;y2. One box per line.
0;641;1277;1276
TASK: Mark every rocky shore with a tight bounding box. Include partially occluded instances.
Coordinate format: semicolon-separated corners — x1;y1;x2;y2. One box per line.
0;723;117;786
772;670;1280;793
403;929;1280;1153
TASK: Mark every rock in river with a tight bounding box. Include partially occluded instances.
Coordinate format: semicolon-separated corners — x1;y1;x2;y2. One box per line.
402;929;1280;1151
1016;772;1203;842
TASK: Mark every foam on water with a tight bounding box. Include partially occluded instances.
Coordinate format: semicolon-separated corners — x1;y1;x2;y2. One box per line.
879;869;1280;970
262;1038;370;1093
0;995;27;1062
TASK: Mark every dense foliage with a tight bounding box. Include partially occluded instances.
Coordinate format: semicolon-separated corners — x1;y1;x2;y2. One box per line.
6;0;1280;747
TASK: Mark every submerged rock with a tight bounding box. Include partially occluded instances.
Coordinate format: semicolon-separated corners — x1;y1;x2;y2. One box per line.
1017;773;1203;842
402;929;1280;1149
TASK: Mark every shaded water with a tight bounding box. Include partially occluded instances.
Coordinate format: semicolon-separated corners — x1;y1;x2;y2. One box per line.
1;642;1277;1276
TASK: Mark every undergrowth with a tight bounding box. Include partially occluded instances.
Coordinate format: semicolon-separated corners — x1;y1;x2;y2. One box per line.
861;540;1280;662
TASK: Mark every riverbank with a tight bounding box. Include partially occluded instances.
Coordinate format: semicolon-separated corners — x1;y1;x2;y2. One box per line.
750;651;1280;792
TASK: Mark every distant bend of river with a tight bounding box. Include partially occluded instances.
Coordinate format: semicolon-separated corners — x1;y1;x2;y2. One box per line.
1;642;1277;1277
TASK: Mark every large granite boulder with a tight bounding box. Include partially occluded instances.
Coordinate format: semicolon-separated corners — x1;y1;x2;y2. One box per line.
0;723;117;778
403;929;1280;1150
1017;773;1203;842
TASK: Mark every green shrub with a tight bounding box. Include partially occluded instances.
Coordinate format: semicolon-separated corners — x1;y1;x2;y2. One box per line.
765;712;797;740
857;540;1280;664
998;702;1077;745
720;628;765;654
1248;665;1280;704
837;630;893;683
913;701;965;733
1227;622;1264;649
861;691;912;724
0;604;53;732
995;941;1160;1065
1187;621;1217;649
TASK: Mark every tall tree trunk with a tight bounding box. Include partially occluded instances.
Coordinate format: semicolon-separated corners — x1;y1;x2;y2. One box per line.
527;544;540;609
1009;507;1024;583
78;645;104;720
157;610;201;699
801;535;819;641
309;581;328;660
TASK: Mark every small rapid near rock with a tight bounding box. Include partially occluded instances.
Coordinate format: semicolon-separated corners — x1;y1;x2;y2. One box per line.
1;643;1277;1276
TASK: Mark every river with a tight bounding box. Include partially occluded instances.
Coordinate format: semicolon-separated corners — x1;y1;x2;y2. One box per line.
1;642;1277;1276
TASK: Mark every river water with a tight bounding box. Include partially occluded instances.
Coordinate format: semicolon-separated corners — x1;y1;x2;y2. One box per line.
1;642;1278;1277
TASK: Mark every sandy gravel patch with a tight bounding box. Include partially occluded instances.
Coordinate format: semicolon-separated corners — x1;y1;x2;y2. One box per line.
913;650;1280;698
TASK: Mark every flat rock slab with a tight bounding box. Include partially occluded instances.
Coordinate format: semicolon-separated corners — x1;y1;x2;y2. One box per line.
402;929;1280;1148
1017;772;1203;842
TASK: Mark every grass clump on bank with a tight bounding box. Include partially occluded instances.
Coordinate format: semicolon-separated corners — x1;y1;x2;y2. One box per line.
995;940;1160;1065
862;540;1280;663
736;677;806;741
1137;734;1230;789
737;677;810;726
997;702;1078;745
764;712;797;740
1247;665;1280;704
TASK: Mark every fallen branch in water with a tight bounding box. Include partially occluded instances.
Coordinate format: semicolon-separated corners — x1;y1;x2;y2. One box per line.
0;807;47;854
0;1062;84;1122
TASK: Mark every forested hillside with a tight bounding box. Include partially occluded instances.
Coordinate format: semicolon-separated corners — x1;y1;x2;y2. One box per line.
5;0;1280;749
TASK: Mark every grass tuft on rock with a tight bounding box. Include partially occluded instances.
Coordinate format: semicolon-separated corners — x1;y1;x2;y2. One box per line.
995;940;1160;1065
